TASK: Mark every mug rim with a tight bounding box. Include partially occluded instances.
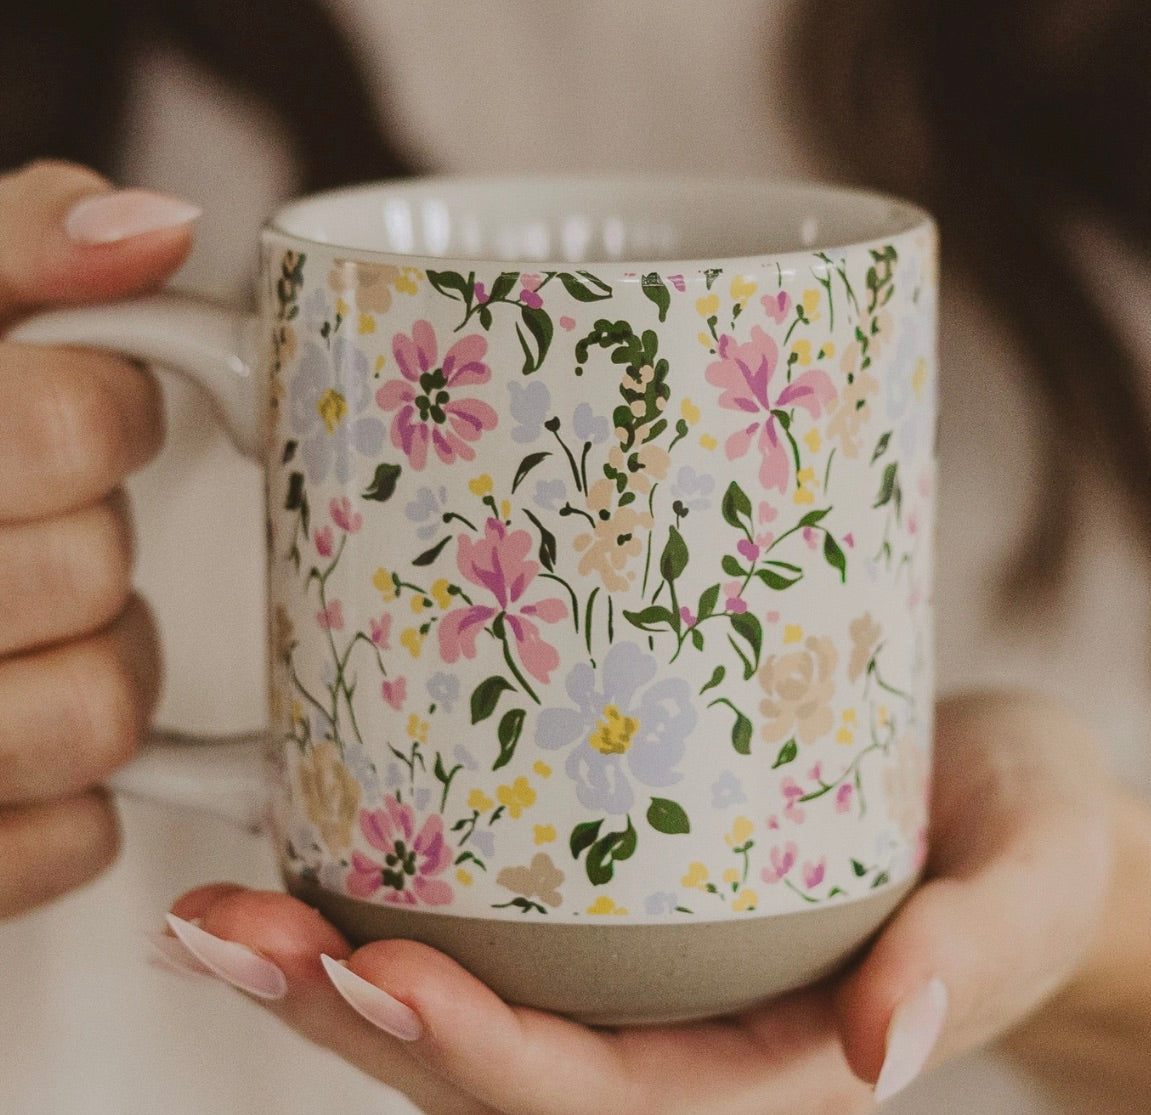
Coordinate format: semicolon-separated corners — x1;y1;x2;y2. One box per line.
263;173;934;270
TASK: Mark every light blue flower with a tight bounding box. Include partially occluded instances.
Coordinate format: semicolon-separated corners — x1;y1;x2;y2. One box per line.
343;742;382;799
405;485;450;541
454;744;479;771
644;891;680;917
572;402;610;444
535;642;694;815
427;672;460;713
533;477;567;511
710;770;746;809
670;465;715;513
508;380;552;444
470;829;496;859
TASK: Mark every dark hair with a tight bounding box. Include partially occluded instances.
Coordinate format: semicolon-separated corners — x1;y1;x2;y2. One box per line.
791;0;1151;606
4;0;1147;605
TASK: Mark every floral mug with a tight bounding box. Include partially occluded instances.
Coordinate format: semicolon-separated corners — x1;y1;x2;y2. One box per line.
14;176;936;1024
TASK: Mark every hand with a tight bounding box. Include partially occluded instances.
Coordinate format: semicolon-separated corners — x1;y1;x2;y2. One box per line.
0;161;199;917
161;692;1113;1113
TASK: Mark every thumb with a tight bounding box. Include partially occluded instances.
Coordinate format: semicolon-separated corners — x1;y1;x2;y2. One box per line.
833;693;1112;1104
0;160;200;325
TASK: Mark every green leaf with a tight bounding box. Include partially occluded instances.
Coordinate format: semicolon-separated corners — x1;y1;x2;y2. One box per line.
874;461;899;509
586;820;638;885
729;612;763;672
493;708;526;770
722;481;753;530
285;470;305;512
557;271;613;302
690;628;704;651
797;507;831;529
823;532;847;582
470;676;515;724
363;462;402;503
623;605;677;632
659;526;689;582
647;798;691;835
700;664;726;695
488;271;519;303
641;273;671;322
755;567;803;591
731;710;753;755
870;431;892;463
512;451;552;493
772;738;798;769
850;859;868;877
426;269;473;302
412;536;452;567
521;507;558;572
721;555;745;578
570;819;603;859
697;584;720;621
872;871;891;889
516;305;554;373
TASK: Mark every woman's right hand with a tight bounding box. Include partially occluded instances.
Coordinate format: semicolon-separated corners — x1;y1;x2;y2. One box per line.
0;160;200;918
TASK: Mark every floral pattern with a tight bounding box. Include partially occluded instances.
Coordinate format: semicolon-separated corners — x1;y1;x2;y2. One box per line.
266;227;936;922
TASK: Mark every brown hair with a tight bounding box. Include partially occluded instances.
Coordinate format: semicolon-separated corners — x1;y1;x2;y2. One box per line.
791;0;1151;603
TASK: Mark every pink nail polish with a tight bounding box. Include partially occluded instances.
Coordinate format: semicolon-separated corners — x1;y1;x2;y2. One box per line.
64;189;202;245
874;977;948;1104
165;914;287;1001
320;954;422;1041
145;931;215;979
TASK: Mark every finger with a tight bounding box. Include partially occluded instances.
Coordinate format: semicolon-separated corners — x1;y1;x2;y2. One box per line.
0;595;162;804
0;490;134;654
834;693;1111;1098
0;343;164;521
0;789;120;918
0;160;198;326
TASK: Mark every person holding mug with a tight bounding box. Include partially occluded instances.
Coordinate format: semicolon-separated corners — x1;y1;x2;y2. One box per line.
1;3;1150;1113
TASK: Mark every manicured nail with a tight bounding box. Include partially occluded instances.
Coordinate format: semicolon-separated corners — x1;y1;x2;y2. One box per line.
65;189;202;245
874;977;948;1104
165;914;287;1000
145;931;215;979
320;953;422;1041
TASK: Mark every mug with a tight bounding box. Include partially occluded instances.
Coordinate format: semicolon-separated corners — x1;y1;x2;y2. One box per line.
13;175;936;1025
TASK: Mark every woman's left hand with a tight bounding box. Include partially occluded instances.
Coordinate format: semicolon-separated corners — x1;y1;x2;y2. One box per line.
157;692;1114;1114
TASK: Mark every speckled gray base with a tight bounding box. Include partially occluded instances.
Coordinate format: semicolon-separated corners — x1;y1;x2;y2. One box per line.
286;874;915;1025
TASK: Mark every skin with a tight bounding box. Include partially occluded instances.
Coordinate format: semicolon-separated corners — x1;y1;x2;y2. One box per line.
2;159;1148;1112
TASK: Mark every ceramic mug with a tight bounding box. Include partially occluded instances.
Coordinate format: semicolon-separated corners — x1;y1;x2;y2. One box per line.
14;176;936;1025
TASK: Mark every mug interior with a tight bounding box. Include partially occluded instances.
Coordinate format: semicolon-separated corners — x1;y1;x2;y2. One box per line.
269;176;930;265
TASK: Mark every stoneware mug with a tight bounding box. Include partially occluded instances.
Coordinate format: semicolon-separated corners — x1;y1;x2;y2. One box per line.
14;176;937;1025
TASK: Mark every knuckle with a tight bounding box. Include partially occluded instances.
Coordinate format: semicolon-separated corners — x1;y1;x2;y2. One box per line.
40;359;131;491
67;500;134;627
68;643;146;783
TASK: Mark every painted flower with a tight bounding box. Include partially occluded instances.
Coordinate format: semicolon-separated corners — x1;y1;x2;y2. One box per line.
376;320;498;469
438;519;567;684
705;326;835;492
328;259;402;313
404;484;450;540
508;379;552;444
760;842;798;884
496;852;564;907
826;342;880;458
296;741;361;853
426;671;460;713
346;797;453;906
848;612;882;682
884;730;929;843
670;465;715;513
572;402;610;444
290;336;386;485
711;770;747;809
757;636;838;744
535;642;694;814
572;478;654;592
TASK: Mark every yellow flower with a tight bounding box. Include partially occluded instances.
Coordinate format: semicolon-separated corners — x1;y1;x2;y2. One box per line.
784;624;804;644
588;705;640;756
394;273;419;295
680;397;701;426
803;429;822;453
821;341;837;358
699;434;718;451
317;388;348;433
335;296;350;318
794;487;815;506
468;788;495;814
357;313;376;335
456;868;473;886
726;816;754;847
836;727;855;745
698;331;715;349
681;862;709;889
842;708;857;724
796;467;817;488
533;761;552;778
430;578;453;609
400;627;424;658
730;275;757;305
912;356;928;399
801;289;821;319
732;889;759;912
587;896;629;916
372;567;396;602
696;293;719;318
500;499;511;521
406;713;429;743
469;474;494;497
791;339;813;366
533;824;557;845
410;594;427;614
722;867;741;885
374;354;387;373
497;776;536;819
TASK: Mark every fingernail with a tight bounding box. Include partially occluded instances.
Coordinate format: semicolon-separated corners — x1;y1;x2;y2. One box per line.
65;189;202;245
165;914;287;1001
145;931;215;979
320;953;422;1041
874;977;949;1104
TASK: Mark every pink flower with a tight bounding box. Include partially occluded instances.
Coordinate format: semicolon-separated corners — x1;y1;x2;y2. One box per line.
330;496;362;533
705;326;836;492
808;762;823;781
679;606;697;628
781;776;806;824
843;532;855;548
380;676;406;709
317;601;344;630
761;290;791;324
438;519;567;684
737;539;761;564
346;799;453;907
761;842;798;884
835;784;854;813
668;274;686;293
474;281;489;304
376;320;498;470
519;273;544;309
803;527;819;550
559;315;576;331
802;857;827;890
369;615;392;648
315;525;334;558
758;501;778;524
724;580;747;614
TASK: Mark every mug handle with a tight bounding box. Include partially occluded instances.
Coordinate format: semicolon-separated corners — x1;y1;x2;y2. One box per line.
8;293;269;830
